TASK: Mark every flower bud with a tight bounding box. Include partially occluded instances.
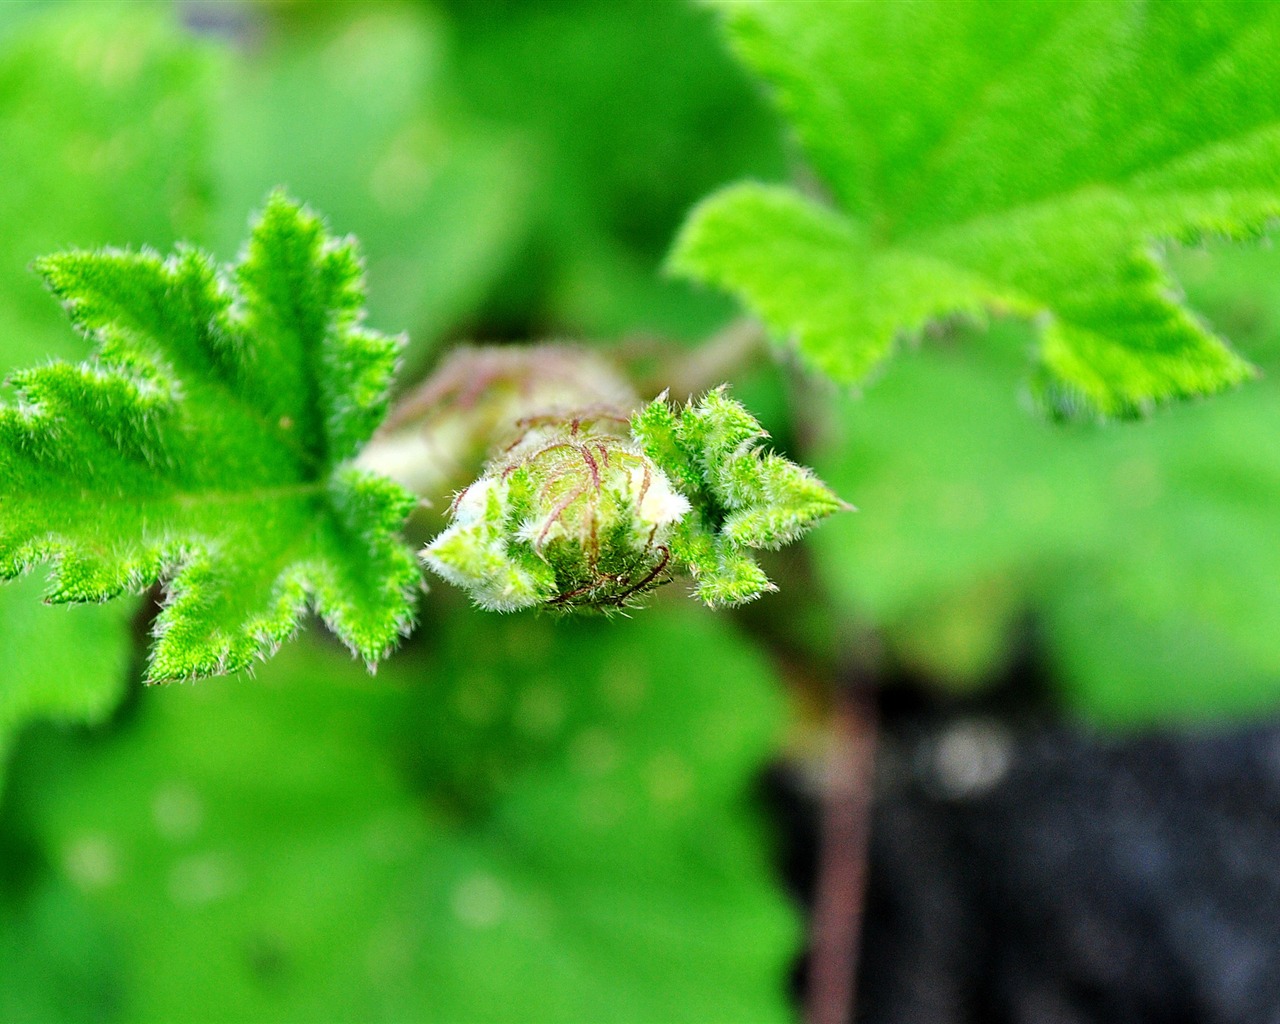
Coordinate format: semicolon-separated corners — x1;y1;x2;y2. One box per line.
358;345;638;499
423;411;689;612
411;348;849;613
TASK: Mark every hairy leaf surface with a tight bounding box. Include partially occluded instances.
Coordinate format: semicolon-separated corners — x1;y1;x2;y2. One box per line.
673;0;1280;416
0;195;419;681
0;5;211;776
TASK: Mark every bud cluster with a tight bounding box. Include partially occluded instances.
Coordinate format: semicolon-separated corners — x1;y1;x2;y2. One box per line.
386;344;846;613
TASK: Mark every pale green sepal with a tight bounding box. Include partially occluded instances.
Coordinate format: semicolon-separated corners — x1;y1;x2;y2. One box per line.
632;387;846;606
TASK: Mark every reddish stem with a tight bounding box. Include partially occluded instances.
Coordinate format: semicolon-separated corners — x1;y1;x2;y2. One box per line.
806;685;879;1024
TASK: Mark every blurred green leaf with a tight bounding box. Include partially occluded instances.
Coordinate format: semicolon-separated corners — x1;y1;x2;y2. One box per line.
1043;579;1277;727
0;844;124;1024
5;604;797;1021
0;5;211;371
674;0;1280;416
0;577;134;793
211;4;528;373
0;1;59;41
442;0;786;341
811;240;1280;724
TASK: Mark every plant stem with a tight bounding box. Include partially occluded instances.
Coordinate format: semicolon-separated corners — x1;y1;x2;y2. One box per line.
806;680;879;1024
663;317;766;398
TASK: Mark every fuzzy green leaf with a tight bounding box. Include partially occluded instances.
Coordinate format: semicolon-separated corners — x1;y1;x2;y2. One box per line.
0;194;419;681
633;388;846;605
673;0;1280;416
0;4;209;764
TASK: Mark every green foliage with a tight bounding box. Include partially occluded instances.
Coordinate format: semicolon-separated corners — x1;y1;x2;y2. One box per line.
8;1;1280;1019
0;5;811;1021
0;5;210;371
0;848;122;1024
3;607;797;1022
0;4;209;776
211;4;526;371
0;194;418;681
442;0;786;340
673;0;1280;416
810;236;1280;724
633;389;846;605
0;577;134;790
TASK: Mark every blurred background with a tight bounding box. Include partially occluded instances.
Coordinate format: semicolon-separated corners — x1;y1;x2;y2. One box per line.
1;2;1279;1022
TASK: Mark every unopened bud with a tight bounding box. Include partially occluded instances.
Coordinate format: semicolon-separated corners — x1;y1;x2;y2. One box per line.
358;345;637;498
423;411;689;612
412;347;849;613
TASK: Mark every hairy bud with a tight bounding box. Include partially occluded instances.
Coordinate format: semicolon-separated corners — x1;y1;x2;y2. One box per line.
405;346;849;613
358;345;637;498
423;411;689;612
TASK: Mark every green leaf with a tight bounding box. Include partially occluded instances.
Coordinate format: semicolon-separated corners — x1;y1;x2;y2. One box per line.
5;606;798;1022
810;276;1280;726
0;194;419;682
0;846;124;1024
673;0;1280;416
633;388;846;606
1044;576;1280;727
0;577;134;792
0;5;211;373
0;4;208;779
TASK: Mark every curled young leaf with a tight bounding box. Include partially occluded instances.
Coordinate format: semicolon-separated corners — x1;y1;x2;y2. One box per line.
633;388;850;606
